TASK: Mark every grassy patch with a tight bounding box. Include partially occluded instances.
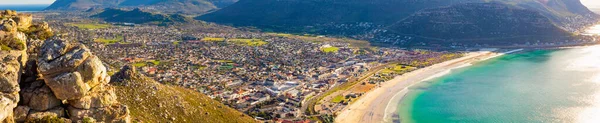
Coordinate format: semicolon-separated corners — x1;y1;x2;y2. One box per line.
321;47;340;53
0;45;11;51
383;64;416;74
229;39;268;46
267;33;293;37
133;62;147;67
148;60;161;65
133;60;161;67
215;60;234;63
331;95;344;103
95;35;123;44
66;23;111;29
202;37;226;42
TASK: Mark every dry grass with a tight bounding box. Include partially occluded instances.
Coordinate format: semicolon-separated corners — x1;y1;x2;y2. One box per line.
113;76;256;123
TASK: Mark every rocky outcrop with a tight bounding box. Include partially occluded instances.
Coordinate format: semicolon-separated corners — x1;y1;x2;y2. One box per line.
0;10;29;123
0;10;130;123
111;65;139;84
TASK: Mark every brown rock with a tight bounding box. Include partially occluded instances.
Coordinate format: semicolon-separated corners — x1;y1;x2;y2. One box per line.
26;106;65;121
18;80;44;105
13;106;30;123
24;86;62;111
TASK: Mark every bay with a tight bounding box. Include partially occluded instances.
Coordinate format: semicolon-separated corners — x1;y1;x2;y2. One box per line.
399;46;600;123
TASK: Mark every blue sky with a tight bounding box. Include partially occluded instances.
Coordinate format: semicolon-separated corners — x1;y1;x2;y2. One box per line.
0;0;55;5
0;0;599;8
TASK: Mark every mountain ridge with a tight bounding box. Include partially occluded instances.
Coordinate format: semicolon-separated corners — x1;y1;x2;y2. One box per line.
91;8;194;24
198;0;597;47
45;0;238;14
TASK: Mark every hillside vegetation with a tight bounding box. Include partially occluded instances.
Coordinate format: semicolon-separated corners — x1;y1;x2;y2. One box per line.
111;67;256;123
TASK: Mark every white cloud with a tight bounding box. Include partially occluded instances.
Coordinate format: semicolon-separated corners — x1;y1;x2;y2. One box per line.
582;0;600;8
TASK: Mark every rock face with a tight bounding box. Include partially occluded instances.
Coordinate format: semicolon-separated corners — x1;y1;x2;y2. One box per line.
0;10;29;122
0;10;130;123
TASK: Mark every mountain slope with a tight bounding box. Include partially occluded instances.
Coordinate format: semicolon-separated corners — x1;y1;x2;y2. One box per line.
111;65;256;123
46;0;238;14
198;0;478;29
388;3;570;42
45;0;123;10
199;0;595;29
91;8;193;24
198;0;596;46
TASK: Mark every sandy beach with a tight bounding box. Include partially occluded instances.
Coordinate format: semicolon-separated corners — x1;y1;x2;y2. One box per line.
335;49;521;123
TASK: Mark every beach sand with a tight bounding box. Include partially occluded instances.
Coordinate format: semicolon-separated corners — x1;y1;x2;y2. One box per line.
335;49;519;123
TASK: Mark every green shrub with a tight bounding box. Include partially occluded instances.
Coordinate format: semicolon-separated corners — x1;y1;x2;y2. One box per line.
25;116;66;123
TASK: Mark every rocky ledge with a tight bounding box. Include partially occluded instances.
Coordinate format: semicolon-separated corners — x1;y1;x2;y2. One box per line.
0;10;130;123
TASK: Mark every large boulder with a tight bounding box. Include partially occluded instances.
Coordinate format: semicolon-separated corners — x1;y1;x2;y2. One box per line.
77;55;110;89
46;72;88;100
38;39;106;100
13;106;30;123
26;106;65;121
38;43;91;76
68;84;117;110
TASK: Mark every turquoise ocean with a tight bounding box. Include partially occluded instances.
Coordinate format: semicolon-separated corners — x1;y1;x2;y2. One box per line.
0;4;48;12
399;46;600;123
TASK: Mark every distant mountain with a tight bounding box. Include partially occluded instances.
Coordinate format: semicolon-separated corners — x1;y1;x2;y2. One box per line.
91;8;194;24
45;0;239;14
388;3;570;44
45;0;122;10
198;0;598;47
200;0;595;29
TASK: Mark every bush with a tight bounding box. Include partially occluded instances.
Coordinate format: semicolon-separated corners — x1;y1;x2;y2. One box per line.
82;117;96;123
25;116;66;123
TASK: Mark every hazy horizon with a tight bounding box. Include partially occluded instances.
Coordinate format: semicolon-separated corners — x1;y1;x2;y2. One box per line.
0;0;599;8
0;0;55;5
583;0;600;9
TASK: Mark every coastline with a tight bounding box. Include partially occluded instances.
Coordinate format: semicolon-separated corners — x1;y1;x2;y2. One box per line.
335;49;522;123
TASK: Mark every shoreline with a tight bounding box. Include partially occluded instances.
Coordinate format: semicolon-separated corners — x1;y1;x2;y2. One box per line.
335;49;522;123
